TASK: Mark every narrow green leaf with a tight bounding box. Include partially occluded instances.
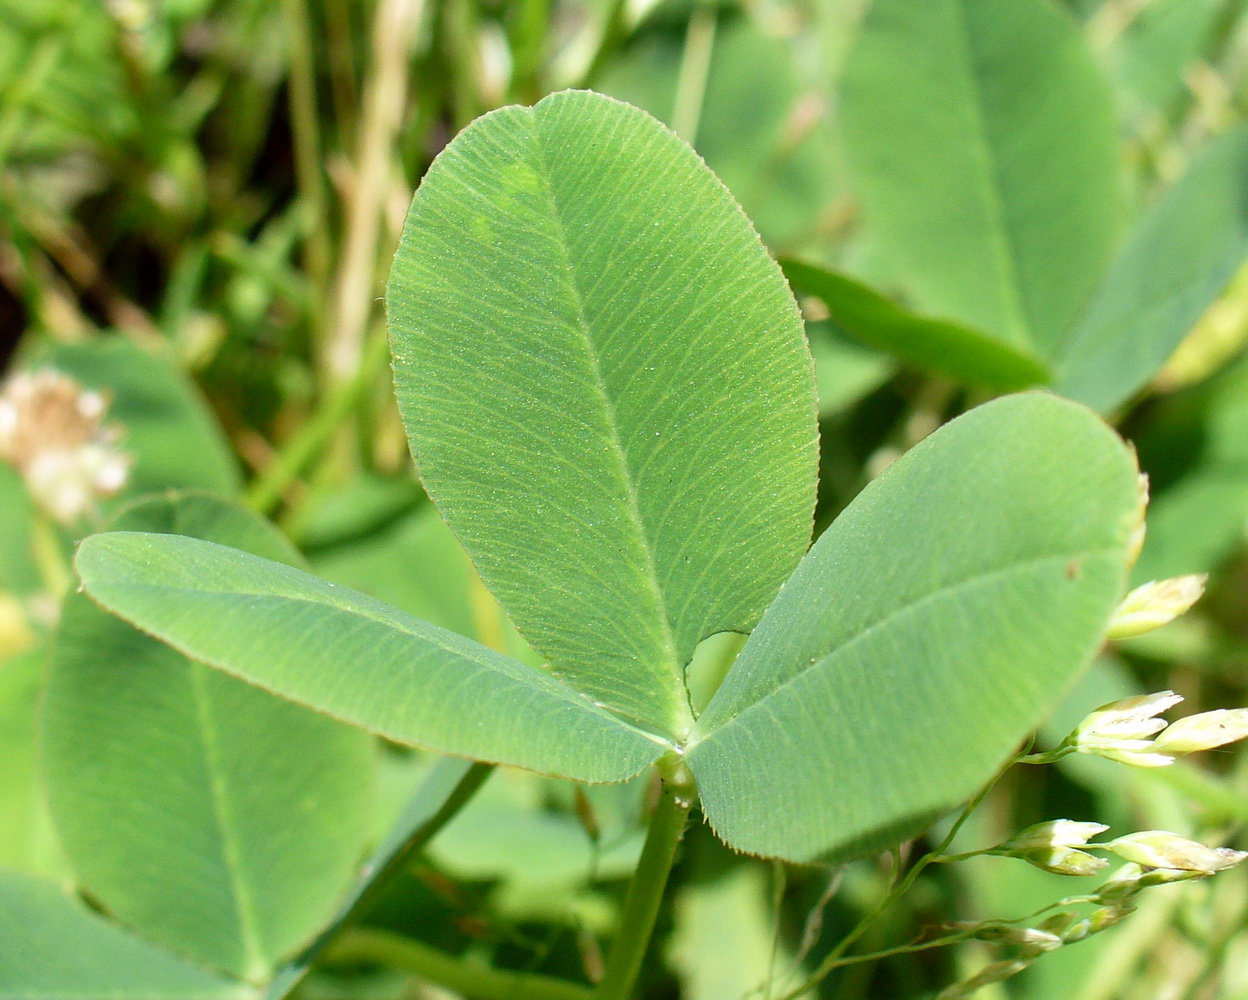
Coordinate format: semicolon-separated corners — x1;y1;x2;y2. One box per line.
0;871;252;1000
687;394;1139;863
387;90;818;740
46;494;375;981
782;259;1050;390
74;531;669;783
1054;127;1248;413
263;758;493;1000
840;0;1120;355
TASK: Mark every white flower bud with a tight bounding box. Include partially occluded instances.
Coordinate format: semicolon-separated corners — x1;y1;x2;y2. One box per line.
997;820;1108;852
1153;709;1248;755
1107;576;1207;639
1106;831;1247;874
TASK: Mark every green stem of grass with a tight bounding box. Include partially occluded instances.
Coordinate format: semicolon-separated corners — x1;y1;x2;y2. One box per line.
328;928;592;1000
246;327;391;515
580;0;629;89
671;3;717;146
279;0;331;298
594;762;695;1000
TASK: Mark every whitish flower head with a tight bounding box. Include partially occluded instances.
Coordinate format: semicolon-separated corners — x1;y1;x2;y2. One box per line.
1107;575;1207;640
1064;691;1183;765
1153;708;1248;755
1106;831;1247;874
0;370;131;522
998;820;1108;852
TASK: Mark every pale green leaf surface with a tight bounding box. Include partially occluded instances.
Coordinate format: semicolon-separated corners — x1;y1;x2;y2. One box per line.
669;866;810;1000
687;394;1139;862
387;90;818;739
74;531;668;783
0;871;252;1000
0;647;66;878
840;0;1120;355
782;259;1050;390
263;758;492;1000
1055;127;1248;413
46;494;375;981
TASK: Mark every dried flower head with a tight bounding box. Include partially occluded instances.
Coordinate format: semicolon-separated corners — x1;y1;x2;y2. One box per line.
0;369;132;523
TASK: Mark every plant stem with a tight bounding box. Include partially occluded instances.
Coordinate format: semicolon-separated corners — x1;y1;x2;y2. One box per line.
671;3;717;145
246;327;391;515
328;928;592;1000
580;0;628;89
279;0;331;297
594;763;695;1000
323;0;424;385
775;762;1010;1000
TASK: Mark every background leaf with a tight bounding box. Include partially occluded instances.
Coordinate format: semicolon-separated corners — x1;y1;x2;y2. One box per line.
387;89;818;740
687;393;1139;862
0;871;252;1000
839;0;1121;356
782;259;1050;390
0;646;65;878
45;493;375;981
74;530;669;784
1054;127;1248;413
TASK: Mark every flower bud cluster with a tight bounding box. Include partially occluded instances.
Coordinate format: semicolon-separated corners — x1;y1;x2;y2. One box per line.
1030;691;1248;768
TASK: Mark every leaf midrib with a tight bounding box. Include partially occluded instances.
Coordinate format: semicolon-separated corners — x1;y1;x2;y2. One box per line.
690;545;1121;748
188;666;266;981
525;107;693;739
87;562;673;751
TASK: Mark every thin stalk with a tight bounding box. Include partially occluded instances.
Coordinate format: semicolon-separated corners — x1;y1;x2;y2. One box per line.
247;327;391;515
580;0;628;89
594;764;695;1000
328;929;592;1000
279;0;331;296
508;0;551;102
323;0;424;385
670;3;717;146
775;762;1009;1000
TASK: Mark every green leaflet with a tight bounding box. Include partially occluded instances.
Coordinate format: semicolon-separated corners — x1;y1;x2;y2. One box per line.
781;259;1049;390
73;530;669;784
263;758;493;1000
0;646;65;878
1054;127;1248;413
686;394;1139;863
46;494;375;981
840;0;1120;356
0;871;252;1000
387;89;818;740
